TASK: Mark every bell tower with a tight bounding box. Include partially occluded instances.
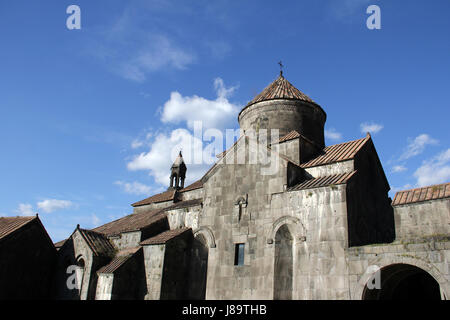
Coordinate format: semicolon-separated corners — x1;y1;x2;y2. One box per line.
169;151;187;190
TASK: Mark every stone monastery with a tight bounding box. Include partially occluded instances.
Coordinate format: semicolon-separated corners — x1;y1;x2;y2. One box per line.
1;72;449;300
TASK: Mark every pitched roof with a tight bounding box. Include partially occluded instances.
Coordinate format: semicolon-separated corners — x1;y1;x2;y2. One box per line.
97;247;141;274
54;239;67;249
245;74;314;108
164;199;202;211
78;228;116;257
131;179;203;208
140;227;191;245
180;180;203;192
301;134;371;168
276;130;320;147
0;216;36;241
392;182;450;206
278;130;301;143
131;189;176;207
288;171;357;191
92;209;167;236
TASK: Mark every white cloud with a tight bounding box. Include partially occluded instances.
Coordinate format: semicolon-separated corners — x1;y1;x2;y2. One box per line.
390;184;413;194
161;78;240;130
325;128;342;141
37;199;73;214
114;181;152;195
127;79;239;187
127;128;211;186
131;139;144;149
391;165;407;173
16;203;34;216
360;122;383;134
206;40;232;60
399;134;438;161
91;214;101;227
414;148;450;187
329;0;372;21
116;35;194;82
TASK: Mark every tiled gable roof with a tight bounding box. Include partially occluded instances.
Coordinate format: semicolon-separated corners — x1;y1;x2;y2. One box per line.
278;130;301;143
276;130;319;147
97;247;141;274
245;74;314;108
0;216;36;241
131;180;203;208
140;227;191;245
164;199;202;211
301;135;370;168
131;189;176;207
180;180;203;192
392;182;450;206
288;171;357;191
78;228;116;257
92;209;167;237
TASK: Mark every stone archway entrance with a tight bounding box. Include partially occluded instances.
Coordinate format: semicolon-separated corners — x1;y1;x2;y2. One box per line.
362;263;441;300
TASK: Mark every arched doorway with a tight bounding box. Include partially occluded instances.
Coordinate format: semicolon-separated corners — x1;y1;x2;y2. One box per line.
273;224;293;300
362;263;441;300
188;233;209;299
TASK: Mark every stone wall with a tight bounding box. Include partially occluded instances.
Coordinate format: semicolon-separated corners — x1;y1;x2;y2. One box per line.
143;231;193;300
394;199;450;240
238;99;326;148
95;274;113;300
272;139;300;164
199;137;353;299
346;236;450;299
110;231;142;250
180;188;203;201
133;199;175;214
346;141;395;247
109;250;147;300
166;204;202;230
54;230;110;300
305;160;354;177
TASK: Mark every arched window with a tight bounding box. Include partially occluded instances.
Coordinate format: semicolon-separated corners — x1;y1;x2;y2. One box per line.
75;257;85;295
273;224;293;300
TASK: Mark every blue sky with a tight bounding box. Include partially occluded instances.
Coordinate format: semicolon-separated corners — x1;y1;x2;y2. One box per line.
1;0;449;242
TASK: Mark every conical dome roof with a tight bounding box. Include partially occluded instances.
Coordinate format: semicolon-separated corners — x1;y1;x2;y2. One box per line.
245;73;314;108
